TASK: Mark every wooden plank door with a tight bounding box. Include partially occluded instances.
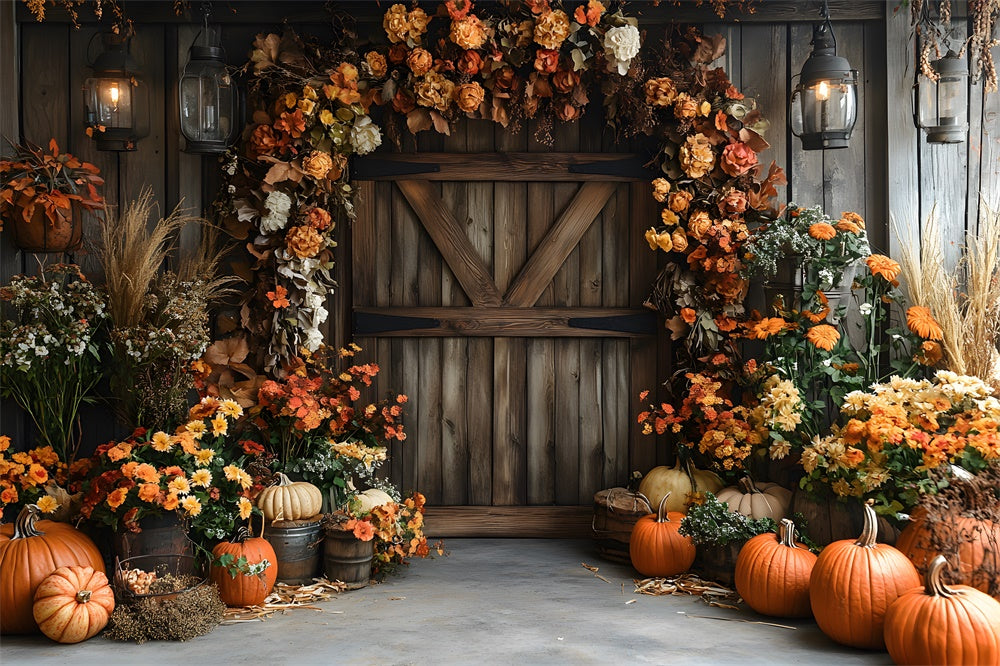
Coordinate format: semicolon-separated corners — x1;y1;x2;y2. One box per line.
351;151;661;536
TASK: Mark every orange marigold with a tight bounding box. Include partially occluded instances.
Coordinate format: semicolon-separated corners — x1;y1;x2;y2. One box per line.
808;222;837;241
805;324;840;351
866;254;901;282
906;306;943;340
748;317;787;340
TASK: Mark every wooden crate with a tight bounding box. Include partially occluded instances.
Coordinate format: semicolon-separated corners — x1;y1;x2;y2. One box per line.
592;488;648;565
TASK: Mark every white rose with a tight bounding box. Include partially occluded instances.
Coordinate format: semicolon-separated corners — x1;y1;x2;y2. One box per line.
303;327;324;352
350;116;382;155
603;25;640;75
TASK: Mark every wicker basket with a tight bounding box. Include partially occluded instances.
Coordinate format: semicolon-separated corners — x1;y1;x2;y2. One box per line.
592;488;649;564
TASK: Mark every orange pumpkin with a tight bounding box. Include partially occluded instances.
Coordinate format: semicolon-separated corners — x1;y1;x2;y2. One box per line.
896;507;1000;597
735;518;816;618
210;534;278;607
0;504;105;634
629;493;696;577
33;565;114;643
809;500;921;649
884;555;1000;665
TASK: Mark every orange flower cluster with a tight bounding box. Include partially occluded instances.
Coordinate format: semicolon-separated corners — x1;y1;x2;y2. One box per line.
0;437;67;520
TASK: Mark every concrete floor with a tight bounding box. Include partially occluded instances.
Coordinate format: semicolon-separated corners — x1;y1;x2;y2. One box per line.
3;539;890;665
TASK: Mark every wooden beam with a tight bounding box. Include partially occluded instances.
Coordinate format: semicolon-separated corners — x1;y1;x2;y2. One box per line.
423;506;593;538
504;182;616;307
354;153;652;182
353;306;656;337
395;180;502;307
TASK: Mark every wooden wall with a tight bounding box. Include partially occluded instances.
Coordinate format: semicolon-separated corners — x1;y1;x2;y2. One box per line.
2;2;995;516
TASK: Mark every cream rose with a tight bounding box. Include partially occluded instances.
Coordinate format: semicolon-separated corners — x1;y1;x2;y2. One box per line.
603;24;640;75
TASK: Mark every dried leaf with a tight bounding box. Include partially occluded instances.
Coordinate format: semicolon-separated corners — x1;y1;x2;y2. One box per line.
204;337;250;365
406;108;433;134
429;110;451;136
692;34;726;64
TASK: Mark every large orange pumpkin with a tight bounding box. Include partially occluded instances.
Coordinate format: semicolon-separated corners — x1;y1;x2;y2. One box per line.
809;500;921;649
0;504;105;634
884;555;1000;665
629;493;696;577
210;534;278;607
896;507;1000;597
33;565;114;643
735;518;816;618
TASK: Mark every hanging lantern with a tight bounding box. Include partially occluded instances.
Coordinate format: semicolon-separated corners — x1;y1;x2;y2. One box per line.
83;33;144;151
179;24;236;154
916;50;969;144
790;2;859;151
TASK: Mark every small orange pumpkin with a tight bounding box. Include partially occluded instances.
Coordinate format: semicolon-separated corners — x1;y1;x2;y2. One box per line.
629;493;696;577
735;518;816;618
0;504;106;634
884;554;1000;665
210;530;279;607
32;565;114;643
809;500;921;649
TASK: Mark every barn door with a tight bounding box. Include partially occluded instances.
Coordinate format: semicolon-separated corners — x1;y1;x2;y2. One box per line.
351;152;662;536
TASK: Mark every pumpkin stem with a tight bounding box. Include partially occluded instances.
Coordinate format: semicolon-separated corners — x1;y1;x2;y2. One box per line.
11;504;44;539
635;492;654;514
655;493;672;523
855;499;879;548
925;555;958;598
737;477;759;495
273;472;293;487
234;525;252;544
75;589;93;604
778;518;799;549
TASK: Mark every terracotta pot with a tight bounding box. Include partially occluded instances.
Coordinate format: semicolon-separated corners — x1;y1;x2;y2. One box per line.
8;201;83;253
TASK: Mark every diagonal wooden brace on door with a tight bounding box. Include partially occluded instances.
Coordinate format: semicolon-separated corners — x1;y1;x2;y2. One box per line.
396;180;503;307
503;181;616;307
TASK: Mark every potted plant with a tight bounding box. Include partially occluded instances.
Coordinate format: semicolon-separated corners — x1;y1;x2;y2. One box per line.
0;139;104;252
0;264;107;465
678;492;776;586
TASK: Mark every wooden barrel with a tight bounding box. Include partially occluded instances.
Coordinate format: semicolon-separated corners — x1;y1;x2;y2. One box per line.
265;517;323;585
790;490;900;547
693;541;744;587
323;530;374;589
592;488;649;564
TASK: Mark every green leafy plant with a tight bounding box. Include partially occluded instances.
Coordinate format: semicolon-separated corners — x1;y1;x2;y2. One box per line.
678;492;776;547
212;552;272;579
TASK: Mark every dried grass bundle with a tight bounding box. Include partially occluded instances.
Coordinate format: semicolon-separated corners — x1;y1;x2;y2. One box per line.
895;206;1000;388
104;581;226;643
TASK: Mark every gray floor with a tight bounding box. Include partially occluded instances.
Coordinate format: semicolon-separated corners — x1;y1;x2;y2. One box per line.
3;539;891;665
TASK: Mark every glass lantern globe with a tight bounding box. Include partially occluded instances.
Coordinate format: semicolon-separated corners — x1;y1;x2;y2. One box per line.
790;21;858;151
917;51;969;144
83;33;142;151
179;38;236;154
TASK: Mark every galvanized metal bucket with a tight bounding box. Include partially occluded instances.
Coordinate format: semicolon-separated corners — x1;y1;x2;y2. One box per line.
264;518;323;585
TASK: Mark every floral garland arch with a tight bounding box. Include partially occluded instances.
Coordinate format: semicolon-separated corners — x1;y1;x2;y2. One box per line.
213;0;783;376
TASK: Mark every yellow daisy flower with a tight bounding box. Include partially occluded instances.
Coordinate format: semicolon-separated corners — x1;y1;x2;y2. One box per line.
223;464;241;482
36;495;59;514
238;497;253;520
168;477;191;496
219;400;243;419
150;431;173;452
190;469;212;488
180;496;202;517
194;448;215;467
185;420;207;440
211;416;228;437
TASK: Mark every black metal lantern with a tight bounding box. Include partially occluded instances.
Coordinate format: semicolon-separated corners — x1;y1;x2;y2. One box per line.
179;23;236;154
916;50;969;144
83;33;144;151
790;1;859;151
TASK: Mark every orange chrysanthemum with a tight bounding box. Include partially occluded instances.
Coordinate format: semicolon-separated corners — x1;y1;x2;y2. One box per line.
680;307;697;324
915;340;943;366
808;222;837;241
866;254;902;282
805;324;840;351
906;306;943;340
803;291;831;323
749;317;788;340
835;219;862;234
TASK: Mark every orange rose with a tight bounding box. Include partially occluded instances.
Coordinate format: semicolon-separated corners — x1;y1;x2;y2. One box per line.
366;51;387;78
533;9;570;50
383;4;412;44
450;15;487;50
106;487;128;510
644;77;677;106
457;50;483;75
286;225;324;259
679;133;715;179
392;89;416;114
456;82;485;113
574;0;605;26
551;69;580;94
138;483;160;503
719;189;747;215
249;124;279;158
407;48;434;76
651;178;671;203
673;94;700;119
305;207;333;230
534;48;560;74
415;71;455;112
671;229;689;253
660;208;679;227
720;141;759;177
687;210;714;242
680;307;697;324
668;190;693;213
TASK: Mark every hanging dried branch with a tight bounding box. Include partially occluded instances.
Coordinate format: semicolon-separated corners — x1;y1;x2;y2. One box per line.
913;0;1000;93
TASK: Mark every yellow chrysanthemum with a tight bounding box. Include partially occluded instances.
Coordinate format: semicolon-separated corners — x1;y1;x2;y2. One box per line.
180;496;202;517
168;477;191;496
185;420;207;440
219;400;243;419
238;497;253;520
35;495;59;514
194;448;215;467
223;465;241;482
190;469;212;488
211;416;228;437
151;431;173;452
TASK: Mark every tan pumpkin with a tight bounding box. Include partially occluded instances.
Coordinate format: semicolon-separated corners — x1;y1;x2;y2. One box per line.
350;488;394;514
735;518;816;618
884;555;1000;665
256;473;323;522
638;460;724;514
809;500;921;649
0;504;105;634
717;477;792;521
32;566;114;643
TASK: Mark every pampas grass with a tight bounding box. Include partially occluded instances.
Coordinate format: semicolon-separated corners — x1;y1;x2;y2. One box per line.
895;205;1000;388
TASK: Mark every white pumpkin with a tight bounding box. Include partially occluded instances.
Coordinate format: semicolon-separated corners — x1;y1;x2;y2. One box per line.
638;460;724;514
351;488;394;514
256;473;323;522
716;477;792;521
